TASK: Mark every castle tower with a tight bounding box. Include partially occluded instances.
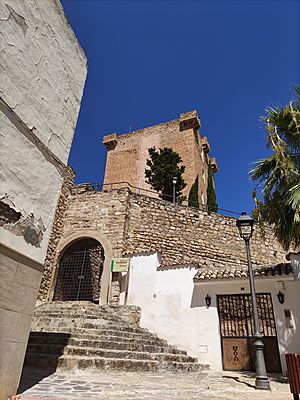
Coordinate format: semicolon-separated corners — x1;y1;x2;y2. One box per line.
102;110;217;205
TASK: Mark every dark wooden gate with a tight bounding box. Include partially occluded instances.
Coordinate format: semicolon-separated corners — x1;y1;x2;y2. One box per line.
217;293;281;373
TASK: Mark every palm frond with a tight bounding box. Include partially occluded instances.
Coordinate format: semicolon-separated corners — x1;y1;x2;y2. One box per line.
250;84;300;250
249;156;277;182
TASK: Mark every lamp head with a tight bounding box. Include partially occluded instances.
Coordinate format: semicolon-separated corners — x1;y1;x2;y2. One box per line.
205;294;212;308
236;212;255;240
277;290;285;304
172;176;178;185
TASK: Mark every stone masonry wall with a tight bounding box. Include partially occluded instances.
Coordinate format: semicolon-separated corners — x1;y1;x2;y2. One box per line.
39;188;131;300
40;188;287;299
38;167;75;300
123;193;287;274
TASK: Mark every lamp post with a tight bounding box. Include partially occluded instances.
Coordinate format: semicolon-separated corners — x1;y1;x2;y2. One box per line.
172;176;177;204
236;212;270;391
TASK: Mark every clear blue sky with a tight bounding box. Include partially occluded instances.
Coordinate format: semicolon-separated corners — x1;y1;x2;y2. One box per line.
61;0;300;214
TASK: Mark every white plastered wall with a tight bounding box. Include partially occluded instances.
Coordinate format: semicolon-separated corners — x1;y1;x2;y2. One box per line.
126;253;300;373
0;0;87;262
0;1;87;397
0;110;62;262
126;253;222;369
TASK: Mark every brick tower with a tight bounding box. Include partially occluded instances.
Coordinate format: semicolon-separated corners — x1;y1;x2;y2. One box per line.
102;110;217;205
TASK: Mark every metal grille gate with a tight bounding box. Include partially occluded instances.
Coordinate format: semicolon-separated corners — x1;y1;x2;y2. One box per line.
217;294;281;372
53;241;104;302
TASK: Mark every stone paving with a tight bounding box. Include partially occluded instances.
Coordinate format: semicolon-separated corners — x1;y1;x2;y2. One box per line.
16;367;292;400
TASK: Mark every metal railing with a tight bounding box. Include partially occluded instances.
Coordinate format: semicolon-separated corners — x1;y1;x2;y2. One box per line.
72;181;240;218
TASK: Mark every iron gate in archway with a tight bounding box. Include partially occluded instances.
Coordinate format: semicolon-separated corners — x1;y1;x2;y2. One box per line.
217;293;281;373
53;238;104;302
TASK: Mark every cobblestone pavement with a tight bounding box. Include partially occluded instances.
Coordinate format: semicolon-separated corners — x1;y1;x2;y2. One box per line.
17;367;291;400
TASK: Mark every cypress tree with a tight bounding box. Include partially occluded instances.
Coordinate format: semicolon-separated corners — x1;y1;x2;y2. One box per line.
145;147;186;202
188;176;199;208
206;162;218;212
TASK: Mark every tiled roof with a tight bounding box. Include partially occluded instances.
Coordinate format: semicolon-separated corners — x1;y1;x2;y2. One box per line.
194;263;293;281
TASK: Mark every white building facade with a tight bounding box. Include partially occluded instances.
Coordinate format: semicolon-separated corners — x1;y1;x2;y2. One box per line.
0;1;87;398
126;252;300;374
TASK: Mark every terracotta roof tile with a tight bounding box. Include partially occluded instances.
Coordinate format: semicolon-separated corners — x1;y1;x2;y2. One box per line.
194;263;293;281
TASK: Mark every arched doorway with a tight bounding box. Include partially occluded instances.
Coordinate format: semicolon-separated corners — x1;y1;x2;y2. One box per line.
53;238;104;302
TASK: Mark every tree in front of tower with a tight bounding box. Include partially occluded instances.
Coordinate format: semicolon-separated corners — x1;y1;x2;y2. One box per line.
206;161;218;212
188;175;199;208
145;147;186;202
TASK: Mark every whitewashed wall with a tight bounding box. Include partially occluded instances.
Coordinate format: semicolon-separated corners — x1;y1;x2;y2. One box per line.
0;0;87;262
0;0;87;165
126;253;222;369
126;252;300;373
0;1;87;397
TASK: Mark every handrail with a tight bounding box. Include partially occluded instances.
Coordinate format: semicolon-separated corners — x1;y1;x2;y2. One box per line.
72;181;241;217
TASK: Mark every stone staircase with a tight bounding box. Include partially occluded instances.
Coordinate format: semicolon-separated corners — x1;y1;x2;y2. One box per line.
24;302;208;373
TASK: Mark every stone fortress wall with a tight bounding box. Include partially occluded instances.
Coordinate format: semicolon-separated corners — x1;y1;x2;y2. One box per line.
102;111;218;205
39;185;287;302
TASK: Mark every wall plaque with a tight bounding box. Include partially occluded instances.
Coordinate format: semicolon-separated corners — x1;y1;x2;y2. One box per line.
111;258;130;272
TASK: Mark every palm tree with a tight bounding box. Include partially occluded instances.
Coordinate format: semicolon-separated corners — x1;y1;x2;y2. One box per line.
250;85;300;250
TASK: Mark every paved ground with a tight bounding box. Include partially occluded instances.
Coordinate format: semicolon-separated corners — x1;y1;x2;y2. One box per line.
15;367;292;400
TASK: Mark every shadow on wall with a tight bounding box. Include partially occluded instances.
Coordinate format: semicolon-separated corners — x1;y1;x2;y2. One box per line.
190;284;215;309
276;308;299;357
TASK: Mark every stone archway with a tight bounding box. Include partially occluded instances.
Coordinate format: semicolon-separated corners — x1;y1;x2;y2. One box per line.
48;230;114;305
53;238;104;302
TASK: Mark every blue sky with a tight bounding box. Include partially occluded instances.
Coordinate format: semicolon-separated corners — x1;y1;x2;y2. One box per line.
61;0;300;214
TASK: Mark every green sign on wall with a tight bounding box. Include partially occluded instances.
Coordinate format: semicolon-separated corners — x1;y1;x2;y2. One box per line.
110;258;130;272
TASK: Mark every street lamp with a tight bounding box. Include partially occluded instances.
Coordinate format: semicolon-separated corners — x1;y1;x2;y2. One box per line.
172;176;177;204
236;212;270;391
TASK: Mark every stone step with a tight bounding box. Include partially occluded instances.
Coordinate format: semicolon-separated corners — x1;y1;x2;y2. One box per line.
27;333;188;358
29;333;184;355
64;346;155;361
64;345;196;363
71;333;176;348
30;330;176;351
68;337;186;355
33;303;141;326
72;328;164;341
57;355;200;372
32;315;119;325
32;319;148;334
58;355;159;372
161;361;203;372
26;343;191;364
33;311;116;318
32;325;75;333
82;322;151;334
31;327;166;344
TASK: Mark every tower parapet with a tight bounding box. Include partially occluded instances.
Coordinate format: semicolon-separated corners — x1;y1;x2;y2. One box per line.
103;133;118;150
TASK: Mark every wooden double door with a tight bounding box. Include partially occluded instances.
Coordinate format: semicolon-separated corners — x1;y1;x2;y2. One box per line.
217;293;281;373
